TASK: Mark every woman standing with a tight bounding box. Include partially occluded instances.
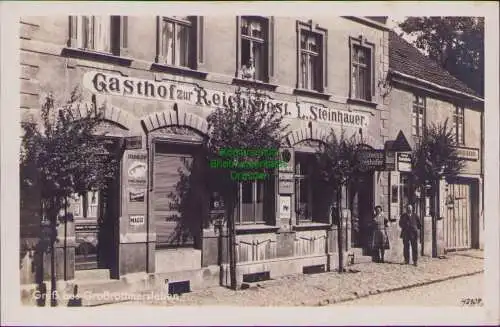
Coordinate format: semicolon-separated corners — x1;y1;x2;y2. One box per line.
371;205;390;263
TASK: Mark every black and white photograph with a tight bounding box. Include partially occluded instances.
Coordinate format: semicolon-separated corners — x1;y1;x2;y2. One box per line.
1;1;499;326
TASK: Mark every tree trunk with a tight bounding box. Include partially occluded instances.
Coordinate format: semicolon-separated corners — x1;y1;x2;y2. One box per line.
50;214;57;307
227;192;237;290
337;187;344;273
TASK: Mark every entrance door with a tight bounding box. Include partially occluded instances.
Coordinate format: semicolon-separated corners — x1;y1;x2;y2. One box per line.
153;142;204;249
444;182;472;250
350;172;374;249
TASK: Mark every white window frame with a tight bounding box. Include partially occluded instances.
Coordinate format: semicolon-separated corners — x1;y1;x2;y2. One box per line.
349;36;375;102
296;20;327;92
156;16;204;70
68;15;128;56
453;105;465;145
412;95;426;139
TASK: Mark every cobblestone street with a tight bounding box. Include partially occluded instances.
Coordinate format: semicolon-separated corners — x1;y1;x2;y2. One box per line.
108;250;484;307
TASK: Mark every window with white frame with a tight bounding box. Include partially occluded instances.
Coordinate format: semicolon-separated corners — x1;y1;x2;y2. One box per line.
238;16;269;81
159;16;194;68
453;105;465;145
234;176;275;225
412;95;426;139
297;21;326;92
69;16;127;56
351;44;372;101
69;191;100;219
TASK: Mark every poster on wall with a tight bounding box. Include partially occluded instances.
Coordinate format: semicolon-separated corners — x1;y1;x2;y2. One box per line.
127;152;147;185
129;188;146;202
279;195;291;219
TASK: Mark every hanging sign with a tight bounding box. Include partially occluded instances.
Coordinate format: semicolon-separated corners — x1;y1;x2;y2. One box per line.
397;152;412;172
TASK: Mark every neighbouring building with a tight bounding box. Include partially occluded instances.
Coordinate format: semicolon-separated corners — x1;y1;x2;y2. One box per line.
21;15;482;293
385;31;484;259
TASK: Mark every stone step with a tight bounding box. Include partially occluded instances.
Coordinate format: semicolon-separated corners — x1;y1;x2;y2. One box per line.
74;269;110;281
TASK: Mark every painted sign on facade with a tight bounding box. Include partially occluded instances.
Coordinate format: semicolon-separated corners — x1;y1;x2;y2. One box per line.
83;71;370;128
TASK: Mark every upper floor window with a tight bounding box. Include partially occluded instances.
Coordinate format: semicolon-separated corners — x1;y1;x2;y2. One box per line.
453;105;465;145
297;21;327;92
412;95;426;139
234;176;275;225
156;16;204;70
238;16;270;82
69;16;127;56
349;37;374;102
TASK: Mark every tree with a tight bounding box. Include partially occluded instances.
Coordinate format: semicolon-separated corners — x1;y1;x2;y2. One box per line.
314;129;361;273
205;87;288;289
411;119;466;256
20;88;118;306
399;17;484;96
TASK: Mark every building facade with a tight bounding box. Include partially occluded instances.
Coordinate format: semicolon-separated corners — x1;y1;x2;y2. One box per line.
386;31;484;258
20;16;483;290
20;15;395;287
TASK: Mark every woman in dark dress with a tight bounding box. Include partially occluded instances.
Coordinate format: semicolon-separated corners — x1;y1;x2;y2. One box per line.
371;205;390;263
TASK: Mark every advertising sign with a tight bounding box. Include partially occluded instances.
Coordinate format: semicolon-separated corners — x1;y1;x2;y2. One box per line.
129;215;145;226
397;152;412;172
357;150;385;171
279;195;292;219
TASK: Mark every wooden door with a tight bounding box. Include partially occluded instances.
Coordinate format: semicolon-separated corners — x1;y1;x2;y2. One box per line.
444;183;471;250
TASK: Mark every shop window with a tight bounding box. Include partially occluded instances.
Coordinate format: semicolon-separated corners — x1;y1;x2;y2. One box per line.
297;21;327;92
238;16;271;82
69;16;127;56
349;37;374;102
453;105;465;145
235;176;275;225
68;191;100;219
412;95;426;140
294;153;330;223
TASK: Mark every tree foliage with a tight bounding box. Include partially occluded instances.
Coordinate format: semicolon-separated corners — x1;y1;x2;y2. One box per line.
314;129;361;189
399;17;484;96
411;119;466;187
20;87;118;220
205;87;288;202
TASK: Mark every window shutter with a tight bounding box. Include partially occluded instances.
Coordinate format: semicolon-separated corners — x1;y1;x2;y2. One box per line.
68;16;78;47
196;16;204;67
121;16;128;56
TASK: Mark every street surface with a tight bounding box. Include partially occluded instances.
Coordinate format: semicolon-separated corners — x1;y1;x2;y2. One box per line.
336;273;484;306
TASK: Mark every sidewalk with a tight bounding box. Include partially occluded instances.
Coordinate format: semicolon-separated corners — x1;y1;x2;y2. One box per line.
109;249;484;307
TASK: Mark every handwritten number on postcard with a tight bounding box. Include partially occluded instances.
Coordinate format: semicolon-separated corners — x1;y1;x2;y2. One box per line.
461;298;483;306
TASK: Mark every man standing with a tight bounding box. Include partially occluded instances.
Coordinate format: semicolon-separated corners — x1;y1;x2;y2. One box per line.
399;204;422;266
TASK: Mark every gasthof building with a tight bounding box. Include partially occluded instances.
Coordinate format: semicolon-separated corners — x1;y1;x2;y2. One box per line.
19;15;483;290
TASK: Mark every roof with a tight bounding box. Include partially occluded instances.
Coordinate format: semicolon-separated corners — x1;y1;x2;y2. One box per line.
388;30;480;98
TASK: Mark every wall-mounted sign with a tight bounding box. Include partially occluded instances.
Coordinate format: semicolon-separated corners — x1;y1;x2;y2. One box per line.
127;153;147;185
279;148;294;172
129;215;145;226
357;150;385;171
75;224;99;232
279;195;292;219
453;147;479;161
397;152;412;172
83;71;370;128
125;136;142;150
385;151;396;171
129;188;145;202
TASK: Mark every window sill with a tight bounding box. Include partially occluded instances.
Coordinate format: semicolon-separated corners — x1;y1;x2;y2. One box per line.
61;47;133;66
293;88;331;100
235;224;281;234
293;222;331;231
347;97;378;108
232;77;279;91
151;63;208;79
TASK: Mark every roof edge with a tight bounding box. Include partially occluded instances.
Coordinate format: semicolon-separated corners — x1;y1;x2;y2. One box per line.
343;16;390;31
390;70;484;103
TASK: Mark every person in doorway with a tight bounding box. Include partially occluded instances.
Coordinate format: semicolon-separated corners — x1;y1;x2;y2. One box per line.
370;205;390;263
399;204;422;266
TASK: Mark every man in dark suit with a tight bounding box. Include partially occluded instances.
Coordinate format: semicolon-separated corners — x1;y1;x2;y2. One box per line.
399;204;422;266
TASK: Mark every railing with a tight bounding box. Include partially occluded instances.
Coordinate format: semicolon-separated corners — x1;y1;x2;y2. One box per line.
294;235;327;257
236;239;277;263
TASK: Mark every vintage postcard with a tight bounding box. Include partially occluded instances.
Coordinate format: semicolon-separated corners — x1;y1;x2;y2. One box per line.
1;1;499;326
